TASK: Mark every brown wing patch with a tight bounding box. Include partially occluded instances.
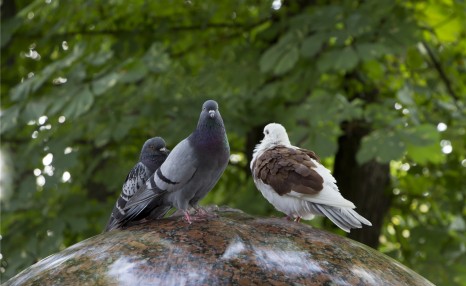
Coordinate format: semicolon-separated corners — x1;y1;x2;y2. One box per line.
298;148;321;162
253;146;324;196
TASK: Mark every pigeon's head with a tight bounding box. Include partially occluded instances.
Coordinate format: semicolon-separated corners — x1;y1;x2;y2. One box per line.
141;137;169;157
261;123;291;147
202;100;219;119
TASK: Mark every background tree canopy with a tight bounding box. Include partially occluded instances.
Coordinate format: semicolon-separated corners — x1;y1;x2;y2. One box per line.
1;0;465;284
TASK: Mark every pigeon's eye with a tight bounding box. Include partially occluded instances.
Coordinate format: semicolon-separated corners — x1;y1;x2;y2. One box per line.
265;130;269;135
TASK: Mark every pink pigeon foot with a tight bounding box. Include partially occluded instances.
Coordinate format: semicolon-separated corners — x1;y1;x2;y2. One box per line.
183;211;193;224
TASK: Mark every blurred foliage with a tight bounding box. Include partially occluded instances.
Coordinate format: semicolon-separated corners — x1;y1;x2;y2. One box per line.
1;0;465;285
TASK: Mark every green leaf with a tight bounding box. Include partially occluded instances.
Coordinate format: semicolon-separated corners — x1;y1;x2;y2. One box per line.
0;106;21;134
397;85;414;105
357;130;406;164
362;60;384;79
119;59;148;83
309;5;343;31
401;124;438;147
406;47;424;69
143;43;171;73
91;73;120;96
113;116;137;141
308;130;338;158
406;141;443;164
10;80;32;102
356;43;388;61
53;152;79;170
318;46;359;72
301;33;327;58
47;88;75;116
1;17;22;48
22;99;49;122
86;50;114;66
274;46;299;75
62;86;94;119
259;44;286;73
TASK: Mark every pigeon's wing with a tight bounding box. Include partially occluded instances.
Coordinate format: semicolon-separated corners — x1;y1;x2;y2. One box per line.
296;147;321;162
155;138;198;190
104;162;150;231
254;146;324;195
254;146;354;208
122;162;151;198
124;139;197;210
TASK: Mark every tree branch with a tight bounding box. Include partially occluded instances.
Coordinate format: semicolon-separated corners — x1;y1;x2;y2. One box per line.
421;41;459;102
10;20;270;41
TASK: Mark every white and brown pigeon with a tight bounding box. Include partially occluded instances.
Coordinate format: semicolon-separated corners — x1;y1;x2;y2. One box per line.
250;123;371;232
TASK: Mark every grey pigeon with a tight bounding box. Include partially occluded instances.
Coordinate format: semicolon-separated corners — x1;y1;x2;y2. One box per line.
104;137;169;231
116;100;230;226
251;123;371;232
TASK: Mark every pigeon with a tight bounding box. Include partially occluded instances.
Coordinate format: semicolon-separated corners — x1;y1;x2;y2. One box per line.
250;123;371;232
115;99;230;226
104;137;170;231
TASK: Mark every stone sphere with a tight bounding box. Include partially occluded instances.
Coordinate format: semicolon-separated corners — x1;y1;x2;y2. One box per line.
6;207;433;286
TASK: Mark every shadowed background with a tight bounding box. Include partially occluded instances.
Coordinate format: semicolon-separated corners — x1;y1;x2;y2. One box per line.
1;0;465;285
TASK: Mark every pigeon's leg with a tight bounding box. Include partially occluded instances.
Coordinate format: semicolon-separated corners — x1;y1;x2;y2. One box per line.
183;211;193;224
295;217;302;223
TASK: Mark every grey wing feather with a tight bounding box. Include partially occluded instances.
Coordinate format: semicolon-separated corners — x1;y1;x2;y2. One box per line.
155;139;198;191
105;163;151;231
122;162;151;198
123;174;164;209
118;139;199;226
125;139;197;209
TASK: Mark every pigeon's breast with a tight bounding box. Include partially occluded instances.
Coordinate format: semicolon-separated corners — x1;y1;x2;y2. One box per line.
253;179;315;220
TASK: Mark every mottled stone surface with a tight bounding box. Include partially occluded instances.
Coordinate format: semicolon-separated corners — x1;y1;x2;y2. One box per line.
6;207;434;286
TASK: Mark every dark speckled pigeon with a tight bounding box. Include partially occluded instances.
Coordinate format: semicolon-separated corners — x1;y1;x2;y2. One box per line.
115;100;230;226
104;137;169;231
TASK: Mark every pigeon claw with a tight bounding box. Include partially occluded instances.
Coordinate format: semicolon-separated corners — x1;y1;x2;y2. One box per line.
183;211;193;224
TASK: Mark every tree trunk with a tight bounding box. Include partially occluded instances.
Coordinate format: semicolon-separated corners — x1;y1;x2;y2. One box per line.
333;121;392;248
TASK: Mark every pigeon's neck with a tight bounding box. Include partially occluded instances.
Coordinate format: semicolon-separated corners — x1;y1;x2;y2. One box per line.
190;120;228;150
141;154;165;172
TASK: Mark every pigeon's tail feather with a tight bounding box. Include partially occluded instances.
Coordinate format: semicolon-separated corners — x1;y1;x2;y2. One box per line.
148;205;172;220
312;204;371;233
107;199;162;231
104;195;130;232
104;216;116;232
105;214;125;232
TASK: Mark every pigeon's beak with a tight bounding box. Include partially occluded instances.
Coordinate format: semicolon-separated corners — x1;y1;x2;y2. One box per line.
209;110;215;118
160;147;168;153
